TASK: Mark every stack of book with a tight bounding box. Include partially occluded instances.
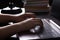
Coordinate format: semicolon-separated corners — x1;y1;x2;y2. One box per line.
25;0;49;12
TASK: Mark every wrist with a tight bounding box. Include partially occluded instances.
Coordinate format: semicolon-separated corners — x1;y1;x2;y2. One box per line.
9;16;16;22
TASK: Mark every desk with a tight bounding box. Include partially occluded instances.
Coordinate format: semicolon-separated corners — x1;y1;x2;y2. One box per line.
16;19;60;40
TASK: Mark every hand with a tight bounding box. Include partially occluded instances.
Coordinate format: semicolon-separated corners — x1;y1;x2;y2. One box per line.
20;18;43;31
22;18;44;34
14;13;36;23
24;12;36;18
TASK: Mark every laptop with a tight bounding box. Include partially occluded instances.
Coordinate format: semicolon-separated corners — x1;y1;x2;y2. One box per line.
16;18;60;40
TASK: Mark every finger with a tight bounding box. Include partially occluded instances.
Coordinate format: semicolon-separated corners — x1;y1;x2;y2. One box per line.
25;13;36;18
32;18;43;27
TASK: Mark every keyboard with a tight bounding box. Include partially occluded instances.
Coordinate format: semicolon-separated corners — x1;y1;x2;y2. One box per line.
15;19;60;40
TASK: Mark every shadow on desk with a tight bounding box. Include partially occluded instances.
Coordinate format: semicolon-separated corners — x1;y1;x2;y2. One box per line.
7;37;18;40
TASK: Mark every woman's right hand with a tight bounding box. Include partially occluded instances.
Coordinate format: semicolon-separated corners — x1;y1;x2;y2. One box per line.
19;18;43;31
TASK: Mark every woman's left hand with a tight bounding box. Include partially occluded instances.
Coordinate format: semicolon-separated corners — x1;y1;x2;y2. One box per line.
14;12;36;23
